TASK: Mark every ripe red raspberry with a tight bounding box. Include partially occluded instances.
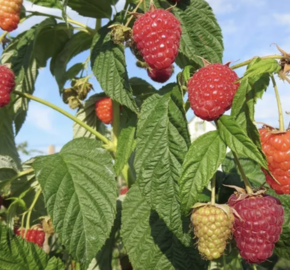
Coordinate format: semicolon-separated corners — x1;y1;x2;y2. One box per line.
0;0;23;32
259;127;290;194
14;227;45;248
120;187;129;195
95;97;113;125
132;6;182;70
147;65;173;83
228;193;284;264
0;65;15;107
187;63;240;121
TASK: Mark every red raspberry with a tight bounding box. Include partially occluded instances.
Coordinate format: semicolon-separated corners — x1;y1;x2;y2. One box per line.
187;63;240;121
147;65;173;83
132;7;182;70
0;0;23;32
228;194;284;264
259;127;290;194
0;65;15;107
120;187;129;195
14;227;45;248
95;97;113;125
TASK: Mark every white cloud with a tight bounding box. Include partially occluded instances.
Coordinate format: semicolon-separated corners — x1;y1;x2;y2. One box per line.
27;103;58;135
273;13;290;31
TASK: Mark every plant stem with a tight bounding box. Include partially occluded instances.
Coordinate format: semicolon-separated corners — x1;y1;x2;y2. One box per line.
271;74;284;131
96;18;102;31
233;152;253;195
211;174;216;205
25;188;42;232
13;91;114;150
230;55;284;70
112;101;120;148
125;0;144;27
0;168;34;189
26;11;94;34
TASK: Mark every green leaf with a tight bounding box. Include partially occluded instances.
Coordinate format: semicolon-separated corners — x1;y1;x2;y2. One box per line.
33;138;117;268
51;31;92;91
218;115;268;169
243;58;280;79
91;26;138;113
0;108;21;182
95;200;122;270
1;28;39;134
179;131;227;214
129;77;157;107
33;18;73;67
0;224;65;270
266;189;290;259
121;185;207;270
170;0;223;68
134;87;190;241
73;93;110;140
25;0;62;9
114;125;136;176
67;0;112;19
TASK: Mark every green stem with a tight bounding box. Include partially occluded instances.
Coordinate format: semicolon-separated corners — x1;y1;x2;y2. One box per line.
270;74;284;131
0;168;34;190
26;11;94;34
25;188;42;232
230;55;284;70
211;174;216;205
13;91;114;150
96;18;102;31
112;101;120;148
122;163;135;187
233;152;253;195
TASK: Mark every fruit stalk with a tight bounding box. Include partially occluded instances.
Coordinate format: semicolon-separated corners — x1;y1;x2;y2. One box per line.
13;91;114;151
270;74;284;131
233;152;253;195
211;173;216;205
125;0;144;27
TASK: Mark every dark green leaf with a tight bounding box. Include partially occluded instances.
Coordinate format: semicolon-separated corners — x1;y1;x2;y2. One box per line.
51;31;92;91
114;125;136;176
121;185;207;270
33;18;74;67
134;88;190;241
218;115;268;169
1;28;39;134
179;131;227;214
33;138;117;268
25;0;62;8
91;26;138;113
67;0;112;19
170;0;223;68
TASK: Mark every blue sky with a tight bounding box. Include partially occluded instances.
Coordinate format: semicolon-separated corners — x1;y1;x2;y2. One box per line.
1;0;290;160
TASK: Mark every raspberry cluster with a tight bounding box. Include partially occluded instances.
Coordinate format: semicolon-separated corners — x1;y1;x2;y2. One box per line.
132;6;181;83
0;0;23;32
95;97;113;125
228;194;284;264
187;63;240;121
259;127;290;194
0;65;15;107
15;227;45;248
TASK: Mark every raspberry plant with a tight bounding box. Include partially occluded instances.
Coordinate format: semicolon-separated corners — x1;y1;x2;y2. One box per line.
0;0;290;269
